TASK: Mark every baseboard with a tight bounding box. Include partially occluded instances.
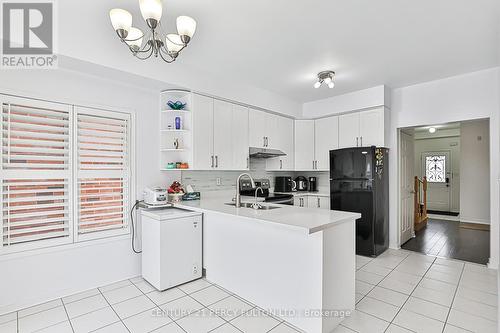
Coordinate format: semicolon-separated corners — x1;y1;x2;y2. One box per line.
459;218;490;225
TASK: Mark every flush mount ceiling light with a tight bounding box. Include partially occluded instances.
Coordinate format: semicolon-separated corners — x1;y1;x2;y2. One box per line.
109;0;196;63
313;71;335;89
429;127;437;133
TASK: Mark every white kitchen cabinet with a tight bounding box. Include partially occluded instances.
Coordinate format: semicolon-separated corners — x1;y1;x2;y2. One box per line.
294;196;308;208
231;104;249;170
314;116;339;171
339;108;386;148
249;109;269;148
192;94;214;169
294;120;315;170
267;116;294;170
193;95;249;170
307;196;330;210
213;100;234;170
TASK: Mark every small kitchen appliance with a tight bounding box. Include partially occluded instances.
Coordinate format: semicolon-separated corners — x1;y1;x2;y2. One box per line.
274;176;295;192
294;176;308;191
308;177;318;192
143;187;168;205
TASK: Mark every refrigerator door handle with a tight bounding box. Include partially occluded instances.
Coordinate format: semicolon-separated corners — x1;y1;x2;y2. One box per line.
356;137;359;147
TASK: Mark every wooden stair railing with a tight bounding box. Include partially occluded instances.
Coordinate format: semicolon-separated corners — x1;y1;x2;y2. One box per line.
414;176;428;231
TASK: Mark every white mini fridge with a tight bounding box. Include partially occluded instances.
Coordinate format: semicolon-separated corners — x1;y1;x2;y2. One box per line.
141;208;202;291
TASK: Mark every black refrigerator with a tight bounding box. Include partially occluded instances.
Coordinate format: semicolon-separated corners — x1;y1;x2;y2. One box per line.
330;147;389;257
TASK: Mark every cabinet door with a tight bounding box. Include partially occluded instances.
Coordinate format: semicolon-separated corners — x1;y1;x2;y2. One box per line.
267;116;294;170
338;113;360;148
319;196;330;210
192;94;214;169
294;196;307;207
294;120;315;170
359;108;384;147
232;104;249;170
265;113;279;148
249;109;267;148
314;116;338;171
307;196;318;208
213;100;233;170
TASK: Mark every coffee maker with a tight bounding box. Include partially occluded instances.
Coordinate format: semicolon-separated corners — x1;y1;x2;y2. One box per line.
308;177;317;192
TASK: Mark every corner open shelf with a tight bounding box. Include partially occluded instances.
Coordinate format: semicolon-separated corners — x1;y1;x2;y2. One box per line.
160;90;193;171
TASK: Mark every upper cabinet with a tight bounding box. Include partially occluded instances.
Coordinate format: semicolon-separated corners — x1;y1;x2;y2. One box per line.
295;117;339;171
249;109;277;148
266;116;294;170
339;108;386;148
192;94;249;170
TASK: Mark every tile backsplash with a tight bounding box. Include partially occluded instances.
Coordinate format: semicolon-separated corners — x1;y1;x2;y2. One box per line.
180;158;329;193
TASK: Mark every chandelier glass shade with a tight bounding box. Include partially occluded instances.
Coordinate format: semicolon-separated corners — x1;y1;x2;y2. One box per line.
109;0;196;63
314;71;336;89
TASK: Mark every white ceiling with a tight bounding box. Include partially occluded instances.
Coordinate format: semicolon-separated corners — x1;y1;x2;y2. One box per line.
58;0;499;104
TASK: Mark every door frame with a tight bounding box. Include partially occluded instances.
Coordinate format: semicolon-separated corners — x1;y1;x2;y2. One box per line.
399;130;415;245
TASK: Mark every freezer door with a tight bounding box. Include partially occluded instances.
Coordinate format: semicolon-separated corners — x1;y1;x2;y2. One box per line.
330;147;374;180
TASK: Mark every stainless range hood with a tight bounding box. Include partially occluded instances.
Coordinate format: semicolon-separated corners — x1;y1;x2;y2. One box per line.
249;147;286;159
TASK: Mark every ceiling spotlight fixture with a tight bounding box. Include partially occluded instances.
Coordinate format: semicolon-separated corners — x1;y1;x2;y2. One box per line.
429;127;436;133
109;0;196;63
314;71;336;89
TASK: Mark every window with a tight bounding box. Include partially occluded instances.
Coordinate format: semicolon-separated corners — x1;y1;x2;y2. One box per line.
1;96;132;253
425;155;446;183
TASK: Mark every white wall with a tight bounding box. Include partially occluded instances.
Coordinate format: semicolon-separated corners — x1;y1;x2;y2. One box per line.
460;120;490;224
414;134;461;213
0;68;173;314
390;68;499;268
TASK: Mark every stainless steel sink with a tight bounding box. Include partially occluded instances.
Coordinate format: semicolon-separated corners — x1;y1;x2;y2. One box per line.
225;202;280;210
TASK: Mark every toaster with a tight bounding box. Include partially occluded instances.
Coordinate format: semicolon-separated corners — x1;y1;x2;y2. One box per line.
143;187;168;205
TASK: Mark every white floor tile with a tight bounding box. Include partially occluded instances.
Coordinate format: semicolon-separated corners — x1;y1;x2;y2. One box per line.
452;296;497;321
402;297;449;322
355;293;364;304
147;288;186;306
412;285;455;307
70;307;119;333
394;262;430;276
208;295;253;321
443;324;472;332
359;262;392;277
447;309;497;333
134;280;156;294
370;256;405;270
356;297;399;322
150;322;186;333
268;322;301;333
18;306;68;333
176;309;226;333
112;295;157;319
425;269;461;285
435;258;464;269
159;295;204;320
230;308;281;333
64;294;109;319
460;274;498;295
355;270;385;285
355;280;375;296
0;312;16;325
177;278;212;294
123;308;172;333
18;299;62;318
35;321;73;333
356;255;372;269
463;263;496;276
210;323;243;333
385;324;414;333
130;276;144;284
429;262;463;275
93;321;130;333
190;285;231;306
367;286;408;307
331;325;357;333
340;310;389;333
102;284;143;305
62;289;100;305
99;280;132;293
393;309;444;333
0;320;17;333
378;276;417;295
456;285;498;307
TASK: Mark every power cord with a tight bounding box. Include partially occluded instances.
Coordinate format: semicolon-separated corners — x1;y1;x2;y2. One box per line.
130;200;143;254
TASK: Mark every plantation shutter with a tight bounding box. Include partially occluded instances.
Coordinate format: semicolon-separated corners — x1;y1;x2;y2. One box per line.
76;107;130;240
1;96;73;251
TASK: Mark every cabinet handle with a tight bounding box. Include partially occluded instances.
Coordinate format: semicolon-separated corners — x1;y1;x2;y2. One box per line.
215;155;218;168
356;137;359;147
265;136;269;147
317;197;320;208
211;155;214;168
247;157;249;169
360;136;363;146
280;159;283;169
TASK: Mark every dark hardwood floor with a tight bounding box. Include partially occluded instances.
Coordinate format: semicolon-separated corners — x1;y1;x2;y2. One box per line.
401;218;490;265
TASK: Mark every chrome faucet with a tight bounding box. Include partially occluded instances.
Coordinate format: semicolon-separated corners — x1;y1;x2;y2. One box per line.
252;187;264;210
235;173;255;208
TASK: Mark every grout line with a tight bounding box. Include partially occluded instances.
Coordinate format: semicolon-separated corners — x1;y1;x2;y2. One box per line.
60;298;76;333
441;262;465;333
16;311;18;333
96;286;132;333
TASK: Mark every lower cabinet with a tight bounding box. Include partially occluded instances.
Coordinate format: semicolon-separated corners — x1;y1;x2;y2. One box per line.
294;195;330;209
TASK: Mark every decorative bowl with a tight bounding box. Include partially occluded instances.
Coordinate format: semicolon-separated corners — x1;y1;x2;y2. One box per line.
167;100;187;110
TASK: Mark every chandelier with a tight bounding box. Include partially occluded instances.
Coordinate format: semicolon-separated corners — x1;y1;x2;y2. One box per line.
313;71;335;89
109;0;196;63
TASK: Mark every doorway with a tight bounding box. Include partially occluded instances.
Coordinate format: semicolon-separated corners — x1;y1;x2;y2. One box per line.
398;120;491;264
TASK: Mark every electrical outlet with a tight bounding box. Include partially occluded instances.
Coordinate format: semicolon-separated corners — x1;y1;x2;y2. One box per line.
216;177;221;186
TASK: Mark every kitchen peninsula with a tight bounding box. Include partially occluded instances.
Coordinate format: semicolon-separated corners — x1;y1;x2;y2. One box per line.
175;194;360;333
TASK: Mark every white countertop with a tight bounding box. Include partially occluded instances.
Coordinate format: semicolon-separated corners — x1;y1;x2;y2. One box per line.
173;194;359;234
274;191;330;197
